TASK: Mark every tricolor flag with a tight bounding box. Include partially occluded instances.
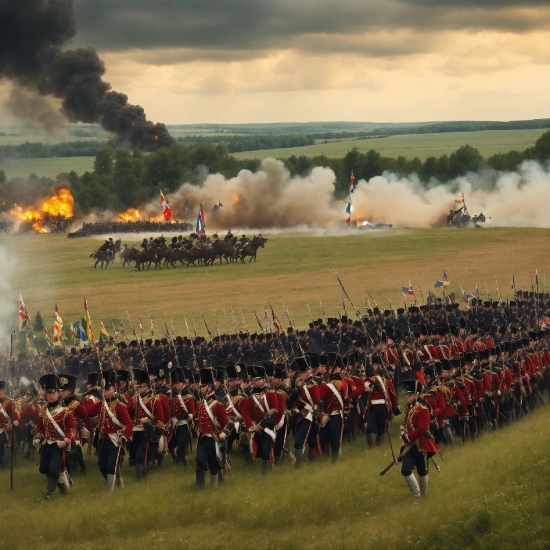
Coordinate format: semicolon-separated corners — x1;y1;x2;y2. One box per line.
402;283;415;296
84;296;95;344
349;171;356;192
53;302;63;343
345;196;352;225
18;294;30;330
463;292;475;302
196;203;205;236
150;313;155;336
160;188;172;221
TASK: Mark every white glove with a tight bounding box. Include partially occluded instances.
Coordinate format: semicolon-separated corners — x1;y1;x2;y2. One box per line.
219;432;227;441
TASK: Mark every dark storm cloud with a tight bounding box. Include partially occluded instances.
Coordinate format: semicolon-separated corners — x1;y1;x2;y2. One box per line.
0;0;174;148
73;0;549;59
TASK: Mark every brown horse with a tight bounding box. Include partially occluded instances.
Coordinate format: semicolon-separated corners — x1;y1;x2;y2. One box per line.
135;247;160;271
120;246;135;268
90;250;114;269
239;236;268;263
211;240;237;264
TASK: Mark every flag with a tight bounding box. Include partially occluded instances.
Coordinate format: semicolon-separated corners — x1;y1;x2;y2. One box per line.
44;327;53;349
349;171;356;192
345;196;352;225
100;320;109;338
84;296;94;344
150;313;155;336
443;271;450;285
402;283;414;296
18;294;30;330
196;203;205;236
160;188;172;221
270;305;283;333
138;315;144;333
53;302;63;343
72;320;88;343
70;322;76;341
463;292;475;302
434;280;444;288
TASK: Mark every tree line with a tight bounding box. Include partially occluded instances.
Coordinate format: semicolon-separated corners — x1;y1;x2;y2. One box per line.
0;131;548;214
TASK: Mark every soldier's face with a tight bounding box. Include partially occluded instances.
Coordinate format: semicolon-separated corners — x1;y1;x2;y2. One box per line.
47;390;60;402
60;389;70;399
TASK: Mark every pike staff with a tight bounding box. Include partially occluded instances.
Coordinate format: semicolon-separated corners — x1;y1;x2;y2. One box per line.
183;313;197;368
126;310;137;339
283;304;306;357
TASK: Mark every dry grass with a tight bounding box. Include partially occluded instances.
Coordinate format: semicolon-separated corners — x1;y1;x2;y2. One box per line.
1;227;549;334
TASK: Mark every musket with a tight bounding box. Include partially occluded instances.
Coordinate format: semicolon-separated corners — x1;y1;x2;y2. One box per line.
253;310;264;332
200;309;213;343
380;444;412;475
366;290;378;309
110;319;119;343
183;313;197;368
334;270;361;319
283;304;306;357
485;281;491;302
161;314;171;339
240;311;250;336
9;328;14;491
341;294;349;318
494;273;501;303
388;296;395;315
222;308;231;335
213;310;220;338
307;304;314;323
431;456;441;473
417;283;425;304
319;297;327;323
126;310;137;339
362;288;371;311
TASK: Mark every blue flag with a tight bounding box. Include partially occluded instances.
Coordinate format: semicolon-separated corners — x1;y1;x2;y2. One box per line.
72;320;87;342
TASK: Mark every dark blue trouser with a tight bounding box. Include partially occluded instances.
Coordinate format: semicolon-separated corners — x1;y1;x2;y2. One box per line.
39;442;63;492
320;415;343;452
366;404;388;435
98;438;120;476
129;431;148;466
0;432;7;467
254;431;273;461
169;424;190;459
294;418;312;451
274;418;287;459
401;445;428;477
196;436;220;474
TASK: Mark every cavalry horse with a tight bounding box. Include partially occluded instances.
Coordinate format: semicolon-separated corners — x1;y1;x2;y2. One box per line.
90;250;114;269
239;235;268;263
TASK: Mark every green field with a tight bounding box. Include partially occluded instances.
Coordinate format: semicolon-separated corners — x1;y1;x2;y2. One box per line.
231;129;547;161
0;156;95;180
1;228;550;548
1;397;549;549
1;228;548;335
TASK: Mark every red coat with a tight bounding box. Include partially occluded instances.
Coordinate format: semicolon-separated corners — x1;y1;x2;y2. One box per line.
241;390;279;429
318;379;347;415
63;396;93;443
364;375;398;419
295;378;320;409
36;402;77;444
196;396;228;437
0;397;20;430
128;392;165;429
87;397;133;441
403;401;440;453
170;390;196;420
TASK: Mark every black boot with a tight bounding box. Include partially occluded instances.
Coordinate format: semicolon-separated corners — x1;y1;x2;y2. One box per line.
295;449;304;469
262;460;271;474
156;454;164;470
195;469;205;490
170;449;178;464
135;464;145;482
366;433;375;448
375;434;383;446
57;483;68;497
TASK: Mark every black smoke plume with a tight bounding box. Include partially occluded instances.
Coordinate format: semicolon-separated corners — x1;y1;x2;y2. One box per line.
0;0;174;151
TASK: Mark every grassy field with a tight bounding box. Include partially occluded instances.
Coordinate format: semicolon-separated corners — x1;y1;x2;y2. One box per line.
1;227;549;335
0;156;95;180
0;400;549;549
231;129;547;161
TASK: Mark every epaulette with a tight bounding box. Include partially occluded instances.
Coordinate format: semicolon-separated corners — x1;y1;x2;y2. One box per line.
117;394;128;406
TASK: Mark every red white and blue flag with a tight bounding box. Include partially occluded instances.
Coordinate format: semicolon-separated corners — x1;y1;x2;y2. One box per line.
345;196;352;225
196;203;205;236
402;283;414;296
160;188;172;221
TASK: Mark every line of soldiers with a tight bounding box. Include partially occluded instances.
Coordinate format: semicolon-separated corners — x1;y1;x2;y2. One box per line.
1;289;549;499
68;220;193;238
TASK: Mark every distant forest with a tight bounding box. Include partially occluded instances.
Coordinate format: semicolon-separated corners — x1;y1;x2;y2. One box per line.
1;131;548;214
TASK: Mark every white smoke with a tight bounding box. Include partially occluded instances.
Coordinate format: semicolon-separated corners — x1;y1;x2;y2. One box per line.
0;244;16;353
109;157;550;231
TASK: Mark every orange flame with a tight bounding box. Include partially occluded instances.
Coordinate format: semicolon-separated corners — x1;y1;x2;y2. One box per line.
118;207;141;222
8;188;74;232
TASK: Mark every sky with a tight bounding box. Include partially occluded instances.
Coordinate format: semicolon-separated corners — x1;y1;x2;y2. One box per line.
2;0;550;125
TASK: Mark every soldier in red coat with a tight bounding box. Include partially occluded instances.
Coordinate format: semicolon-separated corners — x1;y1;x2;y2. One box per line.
34;374;77;501
195;368;230;489
59;374;93;475
168;367;196;466
127;368;165;481
0;379;20;470
318;353;348;462
363;355;400;448
288;356;320;468
18;385;40;460
86;371;133;491
400;380;440;498
241;365;280;473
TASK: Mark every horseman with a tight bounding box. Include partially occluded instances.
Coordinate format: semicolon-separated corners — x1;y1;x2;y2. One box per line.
224;230;234;242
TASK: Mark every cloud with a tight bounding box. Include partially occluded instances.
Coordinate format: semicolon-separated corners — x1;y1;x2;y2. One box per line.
74;0;550;58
